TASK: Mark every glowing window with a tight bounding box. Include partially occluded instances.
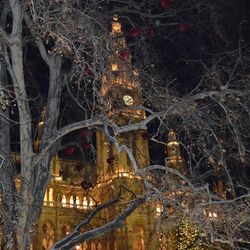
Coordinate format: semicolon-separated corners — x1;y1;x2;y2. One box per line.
89;198;94;208
48;188;54;206
76;196;80;209
70;196;74;208
43;190;48;206
62;195;66;207
83;197;88;210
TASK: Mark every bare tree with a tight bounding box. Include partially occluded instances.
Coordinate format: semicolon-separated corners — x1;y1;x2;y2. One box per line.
0;0;249;249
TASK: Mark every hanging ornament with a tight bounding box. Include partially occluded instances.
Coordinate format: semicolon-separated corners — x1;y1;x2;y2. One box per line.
160;0;170;11
129;28;141;38
178;23;189;32
83;66;92;75
64;146;75;156
79;128;89;138
119;50;131;60
145;26;155;38
83;143;91;150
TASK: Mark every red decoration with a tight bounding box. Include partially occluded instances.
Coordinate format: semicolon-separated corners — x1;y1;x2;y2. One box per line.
129;28;141;38
84;66;92;75
145;26;155;38
79;128;88;138
64;146;75;156
119;50;131;60
178;23;189;32
83;143;91;150
160;0;170;11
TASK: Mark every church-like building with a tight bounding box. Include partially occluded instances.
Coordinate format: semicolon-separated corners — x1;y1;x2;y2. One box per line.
31;16;204;250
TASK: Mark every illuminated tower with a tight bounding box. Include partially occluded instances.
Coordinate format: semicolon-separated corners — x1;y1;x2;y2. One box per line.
96;15;149;182
94;15;151;250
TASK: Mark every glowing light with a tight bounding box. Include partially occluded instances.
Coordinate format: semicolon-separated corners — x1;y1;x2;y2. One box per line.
62;195;66;207
111;63;118;71
83;197;88;210
76;196;80;209
69;196;74;208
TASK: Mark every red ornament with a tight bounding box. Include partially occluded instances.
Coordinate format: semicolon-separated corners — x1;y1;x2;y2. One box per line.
79;128;88;138
64;146;75;156
160;0;170;11
83;143;91;150
178;23;189;32
145;26;155;38
84;66;92;75
129;28;141;38
119;50;131;60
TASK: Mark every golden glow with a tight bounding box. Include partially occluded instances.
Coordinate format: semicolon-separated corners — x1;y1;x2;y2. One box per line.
48;188;54;207
111;63;118;71
83;197;88;210
156;203;163;216
43;190;48;206
123;95;134;106
69;196;74;208
89;198;94;208
62;195;66;207
112;16;122;34
76;196;80;209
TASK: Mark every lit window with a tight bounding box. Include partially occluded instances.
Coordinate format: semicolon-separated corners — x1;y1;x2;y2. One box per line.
89;198;94;209
48;188;54;206
83;197;88;210
62;195;66;207
76;196;80;209
43;190;48;206
70;196;74;208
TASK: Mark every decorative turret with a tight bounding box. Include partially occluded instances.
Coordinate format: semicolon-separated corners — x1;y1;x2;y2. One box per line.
166;130;184;172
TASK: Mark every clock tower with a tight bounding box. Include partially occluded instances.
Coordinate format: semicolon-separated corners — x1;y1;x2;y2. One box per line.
101;15;145;125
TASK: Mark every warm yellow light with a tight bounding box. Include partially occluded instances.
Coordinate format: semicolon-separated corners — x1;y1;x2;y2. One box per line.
76;196;80;209
111;63;118;71
62;195;66;207
83;197;88;210
69;196;74;208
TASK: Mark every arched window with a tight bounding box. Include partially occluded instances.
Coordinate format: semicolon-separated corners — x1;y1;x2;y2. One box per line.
48;188;54;206
132;227;145;250
62;195;66;207
91;241;96;250
83;197;88;210
69;195;74;208
43;190;48;206
89;197;94;209
76;196;80;209
82;242;88;250
97;241;102;250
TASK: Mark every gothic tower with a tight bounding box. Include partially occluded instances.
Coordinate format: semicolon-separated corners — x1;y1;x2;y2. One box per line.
94;15;151;250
